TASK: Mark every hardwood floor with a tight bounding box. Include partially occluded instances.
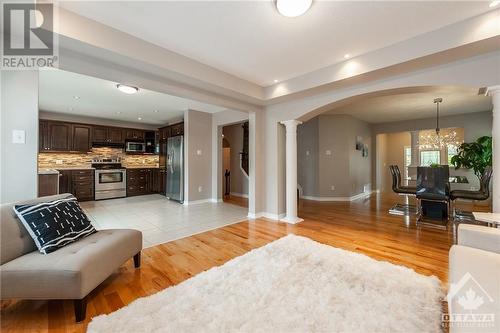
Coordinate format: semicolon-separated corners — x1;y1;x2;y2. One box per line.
1;193;490;332
223;194;248;208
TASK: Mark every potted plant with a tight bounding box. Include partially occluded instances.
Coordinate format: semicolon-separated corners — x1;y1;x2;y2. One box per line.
450;136;492;180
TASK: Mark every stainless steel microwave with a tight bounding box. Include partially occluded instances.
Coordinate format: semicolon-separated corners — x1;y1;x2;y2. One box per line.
126;142;145;153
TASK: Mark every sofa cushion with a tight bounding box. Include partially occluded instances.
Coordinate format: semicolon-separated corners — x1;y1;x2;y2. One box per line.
0;229;142;300
13;195;96;254
1;194;74;265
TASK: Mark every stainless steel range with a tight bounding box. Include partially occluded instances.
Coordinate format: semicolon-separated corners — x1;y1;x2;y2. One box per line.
92;158;126;200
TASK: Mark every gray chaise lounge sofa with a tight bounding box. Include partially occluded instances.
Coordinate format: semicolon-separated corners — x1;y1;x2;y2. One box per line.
0;194;142;322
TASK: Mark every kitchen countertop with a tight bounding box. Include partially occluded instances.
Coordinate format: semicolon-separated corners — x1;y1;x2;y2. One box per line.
38;168;60;175
125;166;160;169
53;166;95;170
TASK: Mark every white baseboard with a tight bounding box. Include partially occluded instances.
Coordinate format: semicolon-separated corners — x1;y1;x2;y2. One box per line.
183;199;215;206
247;212;285;221
301;191;374;202
230;192;249;198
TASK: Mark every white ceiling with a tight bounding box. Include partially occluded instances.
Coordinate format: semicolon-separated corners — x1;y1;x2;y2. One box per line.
324;87;493;123
59;1;493;86
38;69;225;125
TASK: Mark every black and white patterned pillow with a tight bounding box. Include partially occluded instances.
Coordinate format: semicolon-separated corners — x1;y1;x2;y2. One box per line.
13;196;97;254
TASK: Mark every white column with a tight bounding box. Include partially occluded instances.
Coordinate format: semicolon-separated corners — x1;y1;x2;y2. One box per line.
280;120;303;224
409;131;420;167
490;85;500;213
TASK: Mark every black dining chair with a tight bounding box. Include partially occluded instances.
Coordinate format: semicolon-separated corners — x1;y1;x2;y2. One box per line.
388;165;417;215
450;166;492;220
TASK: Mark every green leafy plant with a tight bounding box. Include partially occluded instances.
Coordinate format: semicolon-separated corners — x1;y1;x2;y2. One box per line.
450;136;492;180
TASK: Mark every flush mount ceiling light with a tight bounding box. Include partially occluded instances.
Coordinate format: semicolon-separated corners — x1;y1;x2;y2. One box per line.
276;0;312;17
116;84;139;94
344;54;350;59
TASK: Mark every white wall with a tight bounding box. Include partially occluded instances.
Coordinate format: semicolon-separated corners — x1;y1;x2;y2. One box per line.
184;109;213;203
1;71;39;203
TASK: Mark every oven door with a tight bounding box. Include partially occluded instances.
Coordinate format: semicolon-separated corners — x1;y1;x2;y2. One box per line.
95;170;126;191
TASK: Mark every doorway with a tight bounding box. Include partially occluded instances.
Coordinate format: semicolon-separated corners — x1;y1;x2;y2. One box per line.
221;122;249;208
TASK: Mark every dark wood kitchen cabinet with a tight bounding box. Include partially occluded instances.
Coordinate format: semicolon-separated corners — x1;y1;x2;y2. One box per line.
92;126;124;144
49;122;72;151
125;129;145;141
57;169;94;201
170;123;184;136
72;124;92;152
156;168;166;194
39;120;91;153
58;170;72;194
126;168;163;196
39;120;49;151
126;169;147;196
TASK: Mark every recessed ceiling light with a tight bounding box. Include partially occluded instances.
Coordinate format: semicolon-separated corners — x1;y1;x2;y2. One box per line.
69;107;74;111
116;111;122;114
276;0;312;17
153;110;159;113
344;54;351;59
274;79;279;83
137;117;142;121
73;95;80;99
116;84;139;94
490;1;499;7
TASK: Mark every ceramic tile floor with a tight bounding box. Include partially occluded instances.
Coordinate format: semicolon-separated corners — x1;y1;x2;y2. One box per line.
79;194;248;248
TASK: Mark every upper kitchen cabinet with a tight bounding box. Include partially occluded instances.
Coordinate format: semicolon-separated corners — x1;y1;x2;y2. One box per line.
93;126;124;144
39;120;71;152
48;121;72;151
39;120;92;153
108;127;125;143
170;123;184;136
72;124;92;152
125;129;145;141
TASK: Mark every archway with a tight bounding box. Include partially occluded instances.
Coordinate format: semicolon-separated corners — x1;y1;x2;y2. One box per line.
278;85;493;222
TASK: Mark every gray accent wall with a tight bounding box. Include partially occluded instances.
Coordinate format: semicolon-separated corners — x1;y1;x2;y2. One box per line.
184;109;213;202
1;71;39;203
298;114;372;199
297;118;319;197
222;123;249;196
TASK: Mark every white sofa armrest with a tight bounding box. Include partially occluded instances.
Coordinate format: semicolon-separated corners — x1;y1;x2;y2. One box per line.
458;224;500;254
448;245;500;333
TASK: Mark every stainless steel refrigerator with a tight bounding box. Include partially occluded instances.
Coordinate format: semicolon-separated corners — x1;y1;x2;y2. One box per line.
165;136;184;203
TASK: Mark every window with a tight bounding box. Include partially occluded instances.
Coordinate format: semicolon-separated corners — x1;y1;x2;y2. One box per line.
420;150;440;166
447;145;458;165
404;147;411;179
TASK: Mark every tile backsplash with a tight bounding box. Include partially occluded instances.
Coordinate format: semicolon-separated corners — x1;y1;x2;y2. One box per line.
38;147;159;168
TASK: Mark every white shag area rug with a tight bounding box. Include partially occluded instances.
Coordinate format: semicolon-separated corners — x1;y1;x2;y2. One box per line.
88;234;443;333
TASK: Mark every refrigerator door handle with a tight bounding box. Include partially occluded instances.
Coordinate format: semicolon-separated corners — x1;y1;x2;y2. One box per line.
169;150;174;174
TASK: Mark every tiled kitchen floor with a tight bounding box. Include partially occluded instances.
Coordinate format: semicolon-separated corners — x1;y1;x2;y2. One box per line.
80;195;248;248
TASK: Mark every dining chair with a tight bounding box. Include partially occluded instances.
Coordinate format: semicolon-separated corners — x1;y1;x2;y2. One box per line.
388;165;417;215
450;166;492;221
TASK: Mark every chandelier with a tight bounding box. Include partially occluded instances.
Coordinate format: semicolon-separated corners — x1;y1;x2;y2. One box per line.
418;98;462;150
